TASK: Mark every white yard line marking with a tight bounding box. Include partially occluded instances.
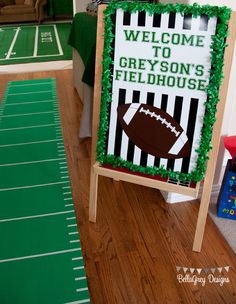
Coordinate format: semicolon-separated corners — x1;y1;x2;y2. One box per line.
0;123;55;132
2;111;53;118
8;90;51;96
0;181;69;192
33;25;39;57
64;198;72;201
1;54;63;61
70;240;80;243
9;81;52;87
6;27;20;59
6;100;54;106
0;26;18;30
66;217;76;220
0;158;65;167
65;204;74;207
0;248;81;263
72;257;82;261
0;139;62;148
54;24;63;55
0;210;74;223
69;232;78;236
74;266;84;270
67;224;77;228
76;288;88;292
75;277;87;281
64;299;90;304
0;25;53;30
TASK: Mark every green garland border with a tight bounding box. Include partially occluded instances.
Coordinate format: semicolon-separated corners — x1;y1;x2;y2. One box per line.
96;1;231;182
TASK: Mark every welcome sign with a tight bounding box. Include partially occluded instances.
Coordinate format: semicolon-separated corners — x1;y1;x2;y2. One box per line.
115;19;211;91
96;2;231;183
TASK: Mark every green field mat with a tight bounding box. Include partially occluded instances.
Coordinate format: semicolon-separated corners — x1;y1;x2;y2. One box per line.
0;23;72;65
0;79;90;304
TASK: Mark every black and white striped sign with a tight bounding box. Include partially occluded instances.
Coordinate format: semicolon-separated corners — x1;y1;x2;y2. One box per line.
105;8;218;176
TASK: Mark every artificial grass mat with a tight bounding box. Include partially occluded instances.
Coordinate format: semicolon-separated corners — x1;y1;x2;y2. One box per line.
0;23;72;65
0;78;90;304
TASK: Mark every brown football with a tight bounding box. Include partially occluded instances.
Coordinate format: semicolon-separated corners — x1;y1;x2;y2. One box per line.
117;103;190;159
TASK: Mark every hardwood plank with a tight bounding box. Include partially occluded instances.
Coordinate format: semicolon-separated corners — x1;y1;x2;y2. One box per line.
0;70;235;304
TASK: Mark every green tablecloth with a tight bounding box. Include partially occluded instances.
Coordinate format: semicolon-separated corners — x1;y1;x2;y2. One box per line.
68;13;97;87
47;0;73;17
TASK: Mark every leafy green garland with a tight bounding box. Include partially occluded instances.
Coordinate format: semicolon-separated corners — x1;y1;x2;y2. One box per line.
96;1;231;182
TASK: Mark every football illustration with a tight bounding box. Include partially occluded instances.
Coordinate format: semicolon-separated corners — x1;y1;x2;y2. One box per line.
117;103;191;159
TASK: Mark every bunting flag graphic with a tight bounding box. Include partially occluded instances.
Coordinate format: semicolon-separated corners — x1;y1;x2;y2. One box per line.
210;268;216;274
190;268;195;274
176;266;181;272
224;266;230;272
175;266;231;274
196;268;202;275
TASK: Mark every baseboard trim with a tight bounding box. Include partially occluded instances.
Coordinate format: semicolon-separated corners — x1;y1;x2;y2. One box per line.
160;157;229;204
160;183;222;204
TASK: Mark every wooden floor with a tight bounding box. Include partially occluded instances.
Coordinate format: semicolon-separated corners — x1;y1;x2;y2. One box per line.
0;70;235;304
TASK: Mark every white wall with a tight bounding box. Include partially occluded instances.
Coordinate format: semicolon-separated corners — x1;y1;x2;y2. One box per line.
73;0;91;15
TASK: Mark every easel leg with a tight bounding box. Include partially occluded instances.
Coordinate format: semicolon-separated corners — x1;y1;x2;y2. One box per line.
192;180;212;252
89;167;98;222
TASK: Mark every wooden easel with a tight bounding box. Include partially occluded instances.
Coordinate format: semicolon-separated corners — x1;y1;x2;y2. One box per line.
89;5;236;252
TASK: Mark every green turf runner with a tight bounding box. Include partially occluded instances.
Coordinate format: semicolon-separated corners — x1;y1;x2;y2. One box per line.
0;24;72;65
0;79;90;304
